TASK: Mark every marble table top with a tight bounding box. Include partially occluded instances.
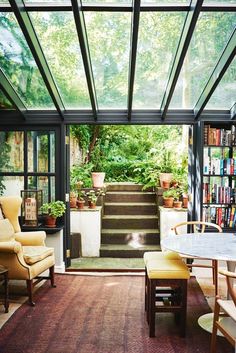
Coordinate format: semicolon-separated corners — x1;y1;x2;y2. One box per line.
161;232;236;261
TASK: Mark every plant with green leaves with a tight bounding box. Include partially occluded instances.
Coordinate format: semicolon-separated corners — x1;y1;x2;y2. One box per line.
163;188;180;200
86;189;105;204
40;200;66;218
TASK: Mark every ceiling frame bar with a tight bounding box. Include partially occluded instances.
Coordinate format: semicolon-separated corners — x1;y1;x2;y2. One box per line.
9;0;65;119
0;69;27;118
71;0;98;121
194;28;236;120
127;0;140;121
160;0;203;121
1;2;235;12
231;103;236;120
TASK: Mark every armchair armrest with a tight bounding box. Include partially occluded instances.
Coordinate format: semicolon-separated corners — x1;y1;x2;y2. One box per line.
0;241;21;253
15;231;46;246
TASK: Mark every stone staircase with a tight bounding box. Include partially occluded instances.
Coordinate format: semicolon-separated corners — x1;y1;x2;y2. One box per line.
100;183;161;258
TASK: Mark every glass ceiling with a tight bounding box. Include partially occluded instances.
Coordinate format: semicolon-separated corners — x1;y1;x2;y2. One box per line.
0;0;235;122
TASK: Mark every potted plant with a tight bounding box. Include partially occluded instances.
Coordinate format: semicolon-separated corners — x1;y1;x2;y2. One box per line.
180;179;189;208
173;189;182;208
77;181;86;209
40;200;66;227
159;151;173;188
86;189;105;209
90;147;106;188
162;188;178;208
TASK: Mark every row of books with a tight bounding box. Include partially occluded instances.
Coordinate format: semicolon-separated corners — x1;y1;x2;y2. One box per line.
204;125;236;146
203;206;236;228
202;183;236;204
203;157;236;175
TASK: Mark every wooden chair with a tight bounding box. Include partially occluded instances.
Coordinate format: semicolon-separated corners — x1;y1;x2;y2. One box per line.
171;221;222;296
210;269;236;353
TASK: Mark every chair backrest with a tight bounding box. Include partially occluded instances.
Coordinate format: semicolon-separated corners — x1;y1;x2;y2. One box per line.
0;196;22;233
172;221;222;235
219;269;236;306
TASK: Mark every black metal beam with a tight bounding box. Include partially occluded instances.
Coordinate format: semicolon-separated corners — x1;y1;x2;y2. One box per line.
0;69;27;118
127;0;140;121
230;102;236;120
160;0;203;120
9;0;65;119
71;0;98;121
1;2;235;12
194;28;236;120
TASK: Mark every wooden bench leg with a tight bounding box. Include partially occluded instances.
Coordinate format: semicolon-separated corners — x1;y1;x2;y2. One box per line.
180;280;187;337
149;279;156;338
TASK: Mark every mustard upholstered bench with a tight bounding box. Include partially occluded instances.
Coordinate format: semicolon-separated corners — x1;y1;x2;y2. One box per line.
144;253;190;338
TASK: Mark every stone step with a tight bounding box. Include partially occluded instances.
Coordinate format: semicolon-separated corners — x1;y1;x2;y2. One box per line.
100;244;161;258
106;183;145;192
104;202;157;215
102;215;158;229
105;191;156;203
101;229;160;245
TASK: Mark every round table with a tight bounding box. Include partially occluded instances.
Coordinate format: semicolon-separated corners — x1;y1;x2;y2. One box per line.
161;232;236;333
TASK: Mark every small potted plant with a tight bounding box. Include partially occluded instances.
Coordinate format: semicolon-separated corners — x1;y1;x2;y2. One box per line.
77;181;86;209
159;151;173;188
163;188;178;208
173;189;182;208
41;200;66;227
86;189;105;209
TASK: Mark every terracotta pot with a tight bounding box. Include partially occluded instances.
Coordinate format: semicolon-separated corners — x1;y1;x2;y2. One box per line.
163;197;174;208
159;173;172;188
173;201;182;209
182;197;188;208
91;172;105;188
88;201;96;209
45;215;57;228
70;197;77;208
77;200;85;209
162;180;170;189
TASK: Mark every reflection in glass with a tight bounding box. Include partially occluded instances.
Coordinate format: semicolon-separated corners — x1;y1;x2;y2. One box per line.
84;12;130;108
0;89;13;109
28;131;55;173
170;13;236;109
0;131;24;172
1;176;24;197
28;176;55;203
30;12;91;109
205;58;236;110
133;12;186;109
0;13;54;109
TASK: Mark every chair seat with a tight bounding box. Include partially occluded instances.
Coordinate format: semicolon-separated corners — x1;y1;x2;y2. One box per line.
23;246;54;265
143;251;181;265
146;259;190;279
217;299;236;321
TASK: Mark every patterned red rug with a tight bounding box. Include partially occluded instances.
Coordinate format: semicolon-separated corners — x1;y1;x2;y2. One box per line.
0;275;232;353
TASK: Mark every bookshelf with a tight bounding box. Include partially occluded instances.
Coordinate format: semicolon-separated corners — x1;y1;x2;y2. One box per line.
202;124;236;229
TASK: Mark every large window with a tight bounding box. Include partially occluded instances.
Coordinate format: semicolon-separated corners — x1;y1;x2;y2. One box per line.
0;130;56;203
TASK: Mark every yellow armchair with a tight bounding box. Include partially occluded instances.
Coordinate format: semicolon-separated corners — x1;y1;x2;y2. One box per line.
0;196;56;305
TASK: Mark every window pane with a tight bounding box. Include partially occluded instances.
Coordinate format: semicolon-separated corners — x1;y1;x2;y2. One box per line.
84;12;130;108
142;0;189;3
0;131;24;172
205;0;235;3
30;12;91;109
0;89;13;109
28;131;55;173
1;176;24;197
205;58;236;110
28;176;55;203
0;13;54;109
133;12;186;109
170;13;236;109
82;0;131;3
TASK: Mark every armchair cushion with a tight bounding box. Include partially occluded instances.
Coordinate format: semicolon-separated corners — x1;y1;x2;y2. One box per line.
23;246;54;265
0;219;15;242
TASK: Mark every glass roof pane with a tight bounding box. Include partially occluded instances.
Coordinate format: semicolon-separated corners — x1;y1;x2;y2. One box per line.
170;12;236;109
141;0;189;3
82;0;131;3
0;89;14;109
205;0;236;3
30;12;91;109
133;12;186;109
84;12;130;109
0;13;54;109
205;57;236;110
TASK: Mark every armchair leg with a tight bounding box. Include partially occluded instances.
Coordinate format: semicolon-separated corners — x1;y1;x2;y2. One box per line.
26;279;35;306
49;265;56;288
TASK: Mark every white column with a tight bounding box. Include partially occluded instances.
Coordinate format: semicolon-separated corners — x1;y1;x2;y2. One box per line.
45;229;65;273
